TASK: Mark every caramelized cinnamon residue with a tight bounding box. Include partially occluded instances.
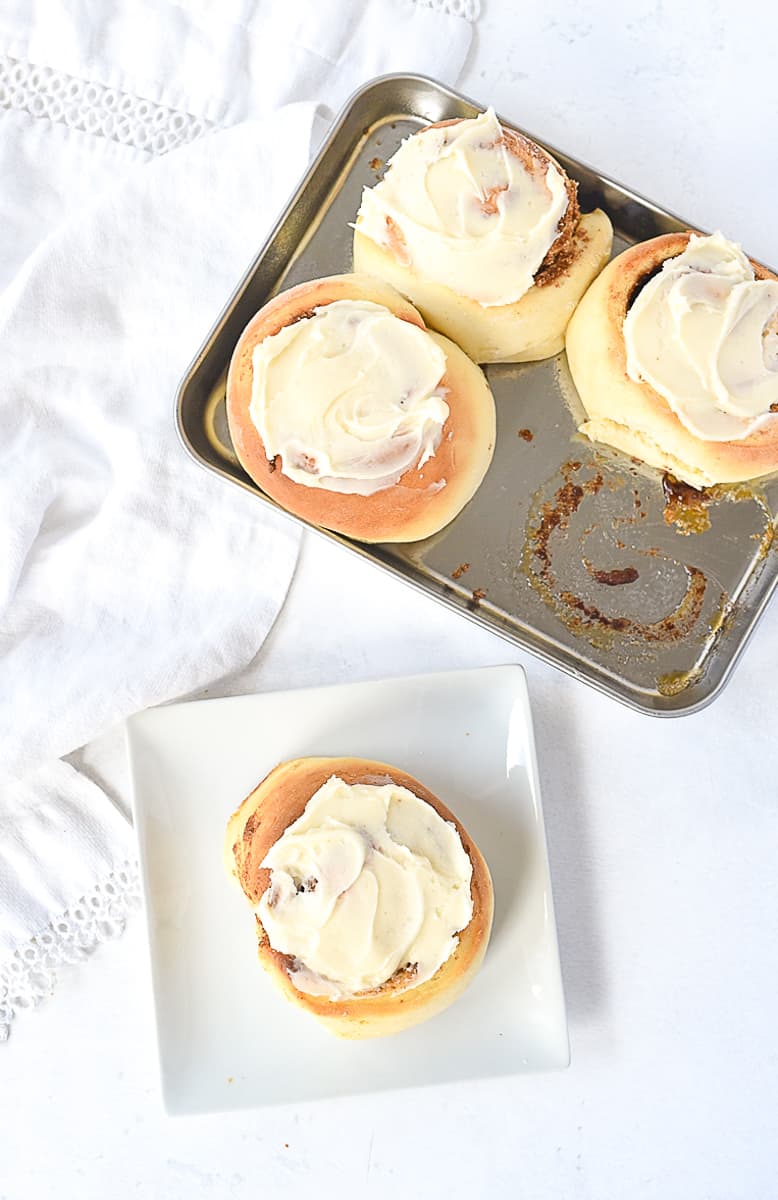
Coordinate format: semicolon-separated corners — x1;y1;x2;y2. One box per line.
656;668;703;697
557;568;706;642
586;564;639;586
527;460;594;571
662;474;712;535
521;459;709;646
517;428;534;442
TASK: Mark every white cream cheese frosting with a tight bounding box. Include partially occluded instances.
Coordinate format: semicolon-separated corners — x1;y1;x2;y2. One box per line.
257;775;474;999
624;231;778;442
354;108;569;308
249;299;449;495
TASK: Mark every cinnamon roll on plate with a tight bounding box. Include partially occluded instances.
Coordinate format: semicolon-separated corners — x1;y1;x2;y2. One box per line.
352;108;613;364
225;756;494;1039
565;231;778;488
226;274;496;542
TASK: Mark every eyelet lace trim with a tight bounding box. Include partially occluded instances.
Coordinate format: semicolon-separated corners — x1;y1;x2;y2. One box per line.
415;0;481;19
0;0;480;154
0;861;141;1041
0;54;213;154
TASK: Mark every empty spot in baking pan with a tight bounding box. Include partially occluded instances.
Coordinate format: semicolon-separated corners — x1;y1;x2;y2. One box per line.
519;457;714;651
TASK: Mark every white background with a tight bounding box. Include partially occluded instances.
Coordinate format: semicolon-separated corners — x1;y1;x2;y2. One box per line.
4;1;778;1197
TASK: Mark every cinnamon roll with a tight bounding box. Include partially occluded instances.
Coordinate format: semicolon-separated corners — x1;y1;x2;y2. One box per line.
565;231;778;488
226;274;496;542
225;757;494;1039
352;108;613;364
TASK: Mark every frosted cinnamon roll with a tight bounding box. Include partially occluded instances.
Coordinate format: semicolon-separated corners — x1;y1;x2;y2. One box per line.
226;274;496;542
224;757;494;1039
352;108;612;363
565;231;778;488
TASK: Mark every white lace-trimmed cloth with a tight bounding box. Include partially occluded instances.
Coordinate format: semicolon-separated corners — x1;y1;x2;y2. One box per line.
0;763;139;1035
0;0;478;1037
0;55;214;151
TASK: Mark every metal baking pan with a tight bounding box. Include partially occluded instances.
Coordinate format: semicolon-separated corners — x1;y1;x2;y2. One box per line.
176;74;778;716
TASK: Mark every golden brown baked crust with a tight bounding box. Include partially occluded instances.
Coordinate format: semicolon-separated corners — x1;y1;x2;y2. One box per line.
352;117;613;364
226;274;496;542
565;231;778;488
224;756;494;1039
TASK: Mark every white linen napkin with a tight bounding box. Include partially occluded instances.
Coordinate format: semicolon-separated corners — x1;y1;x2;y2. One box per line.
0;106;319;783
0;107;317;1034
0;0;475;286
0;0;477;1037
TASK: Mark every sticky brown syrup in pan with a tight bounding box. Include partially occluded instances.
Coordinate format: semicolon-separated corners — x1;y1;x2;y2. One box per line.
521;458;713;654
661;475;776;551
519;454;776;690
661;475;713;535
584;563;640;586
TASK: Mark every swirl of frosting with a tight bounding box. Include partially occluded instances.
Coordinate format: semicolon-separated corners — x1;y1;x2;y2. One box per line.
354;108;570;307
249;299;449;495
624;231;778;442
257;775;474;999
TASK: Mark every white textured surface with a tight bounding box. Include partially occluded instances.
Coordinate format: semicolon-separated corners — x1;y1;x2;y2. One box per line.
2;1;778;1197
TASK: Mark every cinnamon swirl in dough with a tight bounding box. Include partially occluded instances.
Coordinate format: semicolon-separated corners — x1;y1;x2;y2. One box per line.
224;756;494;1039
565;231;778;488
226;274;496;541
352;108;613;363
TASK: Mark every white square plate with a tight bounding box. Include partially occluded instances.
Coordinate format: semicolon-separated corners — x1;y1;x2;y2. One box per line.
126;665;569;1114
